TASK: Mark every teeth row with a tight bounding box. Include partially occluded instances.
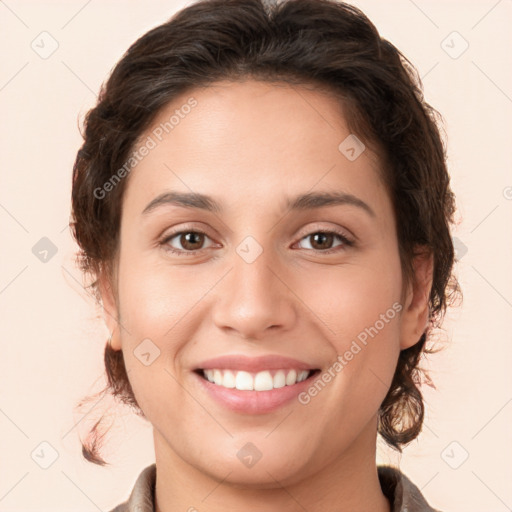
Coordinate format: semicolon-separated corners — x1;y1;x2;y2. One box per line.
202;369;311;391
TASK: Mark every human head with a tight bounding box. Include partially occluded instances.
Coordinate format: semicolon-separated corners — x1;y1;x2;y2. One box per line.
70;0;459;466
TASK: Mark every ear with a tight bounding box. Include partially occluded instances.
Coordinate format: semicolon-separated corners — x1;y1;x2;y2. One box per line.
399;247;434;351
97;269;122;351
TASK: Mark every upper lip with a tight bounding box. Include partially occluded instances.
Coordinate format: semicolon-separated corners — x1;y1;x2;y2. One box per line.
195;354;318;373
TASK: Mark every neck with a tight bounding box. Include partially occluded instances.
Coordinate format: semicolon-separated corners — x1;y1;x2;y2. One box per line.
153;416;391;512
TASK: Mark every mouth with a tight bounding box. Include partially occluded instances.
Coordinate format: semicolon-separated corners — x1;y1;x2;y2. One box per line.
193;368;321;391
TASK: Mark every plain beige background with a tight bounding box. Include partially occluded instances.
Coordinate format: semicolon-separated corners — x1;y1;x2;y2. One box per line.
1;0;511;511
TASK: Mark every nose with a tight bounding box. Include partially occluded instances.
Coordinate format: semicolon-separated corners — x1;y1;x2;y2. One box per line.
212;249;297;341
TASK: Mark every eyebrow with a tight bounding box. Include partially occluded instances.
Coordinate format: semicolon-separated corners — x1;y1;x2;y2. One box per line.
142;190;376;218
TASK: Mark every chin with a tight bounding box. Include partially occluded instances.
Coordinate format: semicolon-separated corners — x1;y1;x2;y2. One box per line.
195;441;313;489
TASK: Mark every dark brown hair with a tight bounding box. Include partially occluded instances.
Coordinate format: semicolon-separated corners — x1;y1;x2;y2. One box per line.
70;0;461;465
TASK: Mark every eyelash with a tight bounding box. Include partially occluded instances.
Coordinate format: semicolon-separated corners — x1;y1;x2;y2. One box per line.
159;227;355;257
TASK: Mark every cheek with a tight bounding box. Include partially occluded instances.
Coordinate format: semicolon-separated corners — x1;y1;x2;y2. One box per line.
114;253;202;409
301;254;403;408
117;248;205;337
305;250;403;344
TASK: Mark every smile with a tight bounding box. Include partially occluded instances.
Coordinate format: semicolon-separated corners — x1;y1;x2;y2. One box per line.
199;368;315;391
193;367;321;414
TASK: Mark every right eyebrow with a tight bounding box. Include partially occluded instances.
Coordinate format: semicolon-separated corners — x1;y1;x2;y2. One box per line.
142;191;222;215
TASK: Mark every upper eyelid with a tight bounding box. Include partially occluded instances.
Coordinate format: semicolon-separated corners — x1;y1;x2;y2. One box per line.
162;220;353;238
162;224;352;239
295;224;353;241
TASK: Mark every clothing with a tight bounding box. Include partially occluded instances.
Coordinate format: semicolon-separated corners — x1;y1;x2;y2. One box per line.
109;463;442;512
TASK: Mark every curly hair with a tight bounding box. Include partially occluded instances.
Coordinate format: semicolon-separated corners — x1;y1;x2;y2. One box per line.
70;0;461;465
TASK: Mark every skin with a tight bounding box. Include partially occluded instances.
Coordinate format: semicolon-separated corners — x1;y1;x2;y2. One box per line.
99;80;433;512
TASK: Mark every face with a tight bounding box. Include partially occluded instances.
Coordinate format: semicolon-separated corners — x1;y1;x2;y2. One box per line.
100;80;431;487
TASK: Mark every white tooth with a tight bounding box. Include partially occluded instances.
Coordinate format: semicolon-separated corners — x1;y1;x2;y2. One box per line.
297;370;309;382
273;370;286;388
235;370;254;390
222;370;236;388
254;371;274;391
285;369;297;386
213;369;223;385
205;368;309;390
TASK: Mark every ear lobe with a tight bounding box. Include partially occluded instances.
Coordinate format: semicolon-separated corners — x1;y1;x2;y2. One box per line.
97;270;122;351
399;249;434;351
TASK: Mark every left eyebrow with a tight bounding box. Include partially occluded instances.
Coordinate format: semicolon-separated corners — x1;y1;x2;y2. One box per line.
285;191;376;218
141;190;376;218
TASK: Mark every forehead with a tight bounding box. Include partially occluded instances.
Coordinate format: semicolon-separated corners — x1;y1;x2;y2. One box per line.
123;79;388;218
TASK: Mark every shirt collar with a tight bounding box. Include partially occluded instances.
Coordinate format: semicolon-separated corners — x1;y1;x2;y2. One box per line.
377;465;441;512
111;463;440;512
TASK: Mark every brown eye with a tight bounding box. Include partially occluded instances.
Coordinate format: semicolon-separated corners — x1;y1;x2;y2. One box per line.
297;230;353;253
178;232;205;250
162;230;214;255
309;232;335;250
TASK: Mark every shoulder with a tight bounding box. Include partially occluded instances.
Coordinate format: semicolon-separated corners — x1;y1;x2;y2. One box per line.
108;463;157;512
378;465;444;512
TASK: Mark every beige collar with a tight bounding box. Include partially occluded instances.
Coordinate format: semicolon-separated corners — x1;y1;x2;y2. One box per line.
109;463;442;512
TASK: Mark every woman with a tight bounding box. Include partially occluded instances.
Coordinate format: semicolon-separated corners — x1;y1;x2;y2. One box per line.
70;0;459;510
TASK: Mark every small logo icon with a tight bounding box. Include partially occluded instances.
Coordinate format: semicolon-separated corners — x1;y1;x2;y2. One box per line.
441;441;469;469
32;237;58;263
134;338;161;366
31;31;59;59
338;134;365;161
441;31;469;59
236;236;263;264
237;442;263;468
31;441;59;469
452;236;468;260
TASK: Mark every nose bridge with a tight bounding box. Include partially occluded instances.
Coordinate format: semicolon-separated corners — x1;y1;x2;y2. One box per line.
234;245;276;297
231;238;282;311
212;236;296;339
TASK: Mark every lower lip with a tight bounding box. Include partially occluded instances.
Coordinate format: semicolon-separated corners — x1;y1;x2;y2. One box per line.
193;370;320;415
